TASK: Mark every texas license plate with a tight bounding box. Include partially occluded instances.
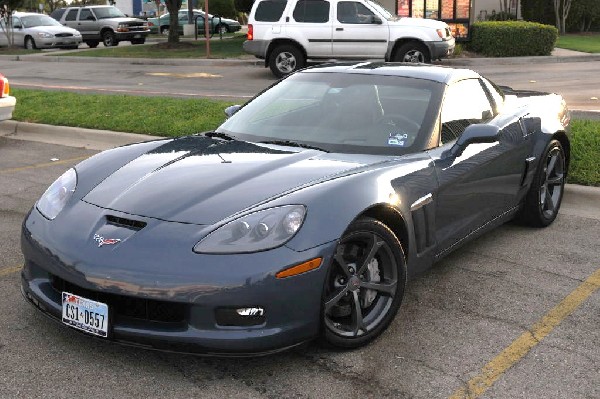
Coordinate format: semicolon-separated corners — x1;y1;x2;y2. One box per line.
134;34;142;38
62;292;108;337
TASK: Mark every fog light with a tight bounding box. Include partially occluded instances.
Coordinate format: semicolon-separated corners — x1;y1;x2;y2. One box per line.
215;307;266;327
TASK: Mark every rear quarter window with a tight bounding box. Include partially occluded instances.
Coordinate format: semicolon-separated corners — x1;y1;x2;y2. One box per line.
50;8;66;21
65;9;79;21
255;0;287;22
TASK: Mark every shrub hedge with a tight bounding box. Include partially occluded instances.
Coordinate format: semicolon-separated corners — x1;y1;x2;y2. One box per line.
468;21;558;57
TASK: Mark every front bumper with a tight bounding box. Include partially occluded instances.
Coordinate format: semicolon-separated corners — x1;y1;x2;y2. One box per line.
115;30;150;41
21;203;336;355
425;37;455;60
36;37;82;48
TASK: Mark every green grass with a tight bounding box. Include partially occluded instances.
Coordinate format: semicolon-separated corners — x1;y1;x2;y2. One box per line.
11;88;233;137
60;35;249;59
569;119;600;186
0;48;38;55
10;88;600;186
556;33;600;53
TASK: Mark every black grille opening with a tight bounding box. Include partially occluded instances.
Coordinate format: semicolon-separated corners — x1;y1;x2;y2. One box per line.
106;215;147;230
51;275;187;324
55;33;73;37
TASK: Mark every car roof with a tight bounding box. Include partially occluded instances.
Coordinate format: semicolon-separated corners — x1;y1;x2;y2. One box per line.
300;62;480;85
13;12;51;16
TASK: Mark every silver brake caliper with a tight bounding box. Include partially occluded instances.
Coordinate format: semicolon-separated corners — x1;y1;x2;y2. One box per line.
361;258;380;308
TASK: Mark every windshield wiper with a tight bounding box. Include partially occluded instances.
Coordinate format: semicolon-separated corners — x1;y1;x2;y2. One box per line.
259;140;329;153
204;132;237;141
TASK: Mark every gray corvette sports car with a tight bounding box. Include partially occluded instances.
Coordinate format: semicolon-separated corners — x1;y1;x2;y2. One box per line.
21;63;570;355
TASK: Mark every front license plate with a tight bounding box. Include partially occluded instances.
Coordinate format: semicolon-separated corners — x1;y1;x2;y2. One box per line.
134;34;141;38
62;292;108;337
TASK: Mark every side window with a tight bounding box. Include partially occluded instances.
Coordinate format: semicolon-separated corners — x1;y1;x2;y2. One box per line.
293;0;330;23
50;8;65;21
480;77;504;114
440;79;494;144
11;17;21;28
79;9;94;21
337;1;375;24
65;9;78;21
255;0;287;22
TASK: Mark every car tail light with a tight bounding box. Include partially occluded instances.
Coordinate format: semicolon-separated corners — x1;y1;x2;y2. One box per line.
247;24;253;40
0;74;9;98
436;29;445;39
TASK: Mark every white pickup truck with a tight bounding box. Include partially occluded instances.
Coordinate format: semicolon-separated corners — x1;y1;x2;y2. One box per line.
243;0;455;77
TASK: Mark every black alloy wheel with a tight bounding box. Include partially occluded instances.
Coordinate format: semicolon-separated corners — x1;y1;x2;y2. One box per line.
322;218;406;348
518;139;566;227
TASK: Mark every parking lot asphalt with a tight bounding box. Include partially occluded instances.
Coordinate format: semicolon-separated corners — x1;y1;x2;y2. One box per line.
0;132;599;399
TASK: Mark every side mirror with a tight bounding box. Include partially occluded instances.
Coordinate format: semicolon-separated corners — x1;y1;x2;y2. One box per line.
444;124;500;158
371;15;382;24
224;105;241;118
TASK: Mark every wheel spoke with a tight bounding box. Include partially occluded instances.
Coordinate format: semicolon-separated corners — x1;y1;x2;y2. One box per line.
325;286;349;313
547;174;564;186
334;253;352;278
351;291;366;336
545;189;555;212
546;153;558;178
357;233;383;275
360;280;397;296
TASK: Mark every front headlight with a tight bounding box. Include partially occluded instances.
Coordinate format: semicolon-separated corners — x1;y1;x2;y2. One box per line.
36;168;77;220
37;32;53;38
194;205;306;254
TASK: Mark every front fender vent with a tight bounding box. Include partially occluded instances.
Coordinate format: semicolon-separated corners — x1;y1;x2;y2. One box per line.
106;215;147;231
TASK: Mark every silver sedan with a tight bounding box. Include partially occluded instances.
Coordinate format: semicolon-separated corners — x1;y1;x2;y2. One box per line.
0;12;82;49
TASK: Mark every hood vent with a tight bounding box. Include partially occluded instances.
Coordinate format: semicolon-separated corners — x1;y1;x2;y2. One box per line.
106;215;147;231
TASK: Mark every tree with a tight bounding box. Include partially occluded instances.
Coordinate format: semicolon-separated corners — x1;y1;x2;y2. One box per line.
567;0;600;32
164;0;182;43
0;0;26;47
553;0;574;34
43;0;68;12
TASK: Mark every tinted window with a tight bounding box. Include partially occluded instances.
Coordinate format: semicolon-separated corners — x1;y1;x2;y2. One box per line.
255;0;287;22
337;1;375;24
65;9;78;21
79;9;94;21
293;0;330;22
440;79;493;143
50;8;66;21
11;17;21;28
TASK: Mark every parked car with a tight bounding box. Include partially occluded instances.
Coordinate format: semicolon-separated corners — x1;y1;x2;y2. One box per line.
0;73;16;120
147;10;241;35
50;6;149;47
21;64;570;355
0;12;82;49
244;0;455;77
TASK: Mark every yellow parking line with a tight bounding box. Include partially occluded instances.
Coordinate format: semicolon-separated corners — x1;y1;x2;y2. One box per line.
0;265;22;277
0;156;88;175
450;268;600;399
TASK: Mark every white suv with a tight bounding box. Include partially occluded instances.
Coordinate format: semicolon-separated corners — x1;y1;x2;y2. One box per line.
244;0;455;77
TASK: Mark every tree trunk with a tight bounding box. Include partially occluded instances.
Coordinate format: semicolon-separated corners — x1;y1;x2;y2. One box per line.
165;0;182;43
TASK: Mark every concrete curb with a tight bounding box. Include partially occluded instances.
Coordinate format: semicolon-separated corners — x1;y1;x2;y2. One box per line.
439;54;600;67
0;120;164;151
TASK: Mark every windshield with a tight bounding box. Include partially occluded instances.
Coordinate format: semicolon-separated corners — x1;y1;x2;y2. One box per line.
217;71;443;155
93;7;126;19
21;15;62;27
365;0;394;19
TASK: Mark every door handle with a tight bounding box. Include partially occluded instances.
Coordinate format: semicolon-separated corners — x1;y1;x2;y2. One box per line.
336;27;343;31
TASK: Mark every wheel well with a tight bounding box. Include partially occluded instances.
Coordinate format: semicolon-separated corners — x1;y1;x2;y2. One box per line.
553;131;570;173
266;39;306;64
100;28;114;36
360;205;409;259
390;39;429;61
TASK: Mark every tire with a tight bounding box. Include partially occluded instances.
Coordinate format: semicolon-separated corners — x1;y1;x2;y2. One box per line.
131;38;145;45
517;139;566;227
24;36;37;50
268;45;305;78
393;42;431;63
86;41;99;48
102;31;118;47
321;217;407;348
215;23;228;35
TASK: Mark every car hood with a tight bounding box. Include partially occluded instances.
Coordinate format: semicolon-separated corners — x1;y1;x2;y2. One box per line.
27;25;80;35
82;136;382;225
395;17;448;30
